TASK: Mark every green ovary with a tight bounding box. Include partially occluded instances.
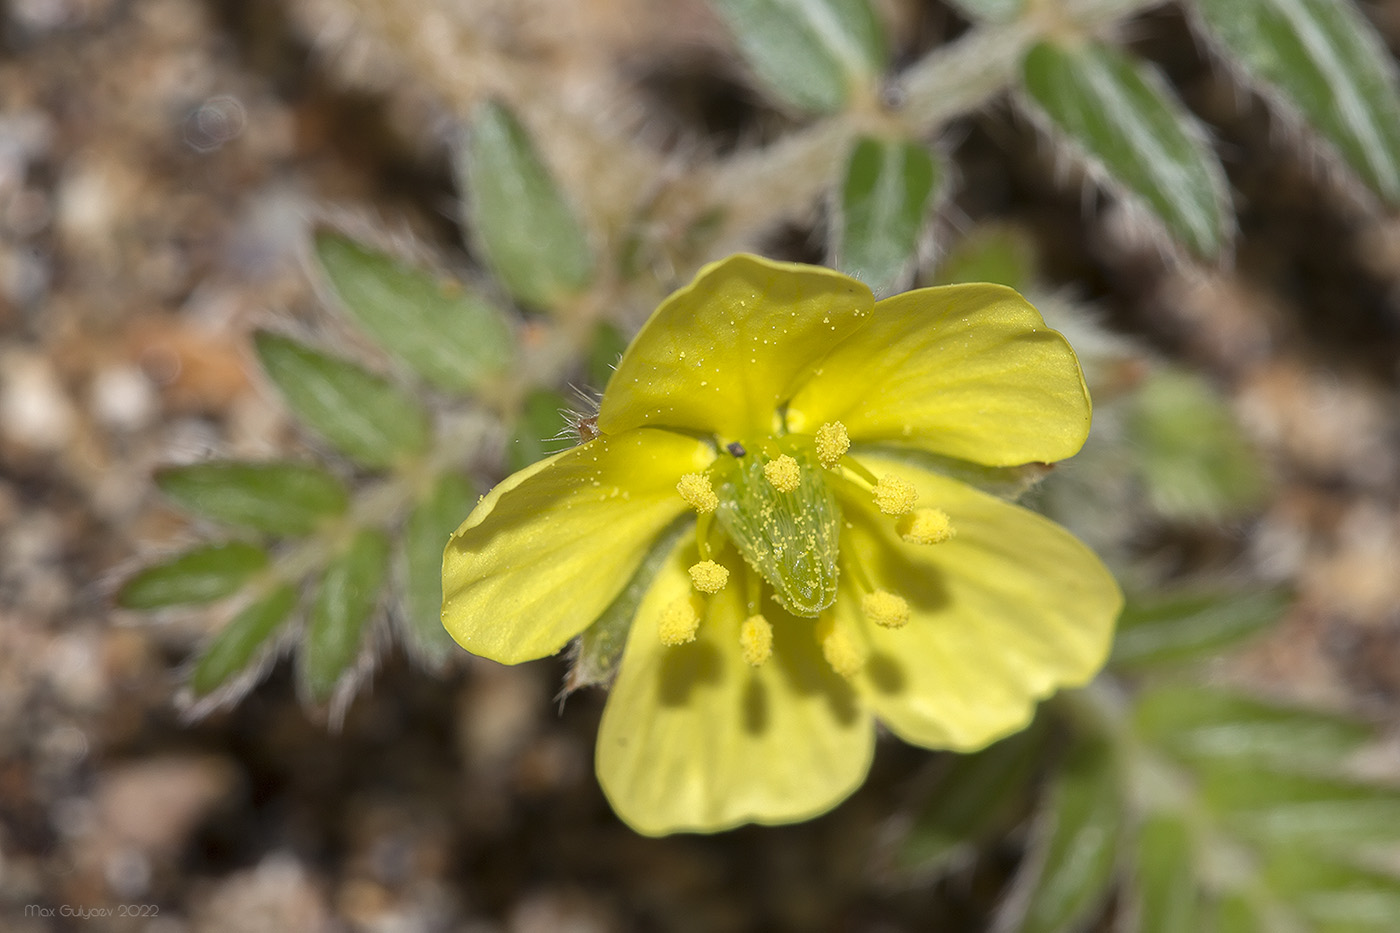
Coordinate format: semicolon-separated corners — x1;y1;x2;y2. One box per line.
711;437;841;617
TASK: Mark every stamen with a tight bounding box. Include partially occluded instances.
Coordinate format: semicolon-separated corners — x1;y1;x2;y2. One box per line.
817;617;865;678
658;595;702;646
814;421;850;468
739;614;773;666
898;508;955;545
694;511;715;560
862;590;910;628
762;454;801;493
841;455;880;487
689;560;729;594
677;472;718;513
872;473;917;515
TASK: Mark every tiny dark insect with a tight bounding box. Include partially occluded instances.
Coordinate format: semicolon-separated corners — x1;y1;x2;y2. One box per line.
727;441;746;457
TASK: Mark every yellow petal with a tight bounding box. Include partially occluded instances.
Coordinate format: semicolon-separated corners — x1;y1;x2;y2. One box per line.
835;456;1120;751
787;284;1091;466
598;254;873;440
441;429;714;664
596;549;875;836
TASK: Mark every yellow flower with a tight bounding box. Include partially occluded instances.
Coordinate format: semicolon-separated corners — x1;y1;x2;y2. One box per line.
442;254;1121;836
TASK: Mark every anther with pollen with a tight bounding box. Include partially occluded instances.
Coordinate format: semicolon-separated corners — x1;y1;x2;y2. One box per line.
762;454;801;493
740;614;773;666
872;473;918;515
815;421;849;468
688;560;729;593
862;590;910;628
898;508;955;545
677;472;718;513
658;596;702;646
817;617;866;678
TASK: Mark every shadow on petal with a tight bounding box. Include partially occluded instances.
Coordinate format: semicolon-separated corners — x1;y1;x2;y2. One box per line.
866;652;905;696
657;640;721;707
742;675;768;736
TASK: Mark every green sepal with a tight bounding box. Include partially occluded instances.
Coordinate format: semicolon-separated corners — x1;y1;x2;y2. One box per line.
1193;0;1400;204
402;473;478;669
1109;586;1290;671
709;0;887;114
300;528;391;703
713;440;840;617
190;584;298;696
254;332;431;470
155;460;348;537
118;541;268;609
460;101;594;308
313;231;515;393
564;517;692;694
834;135;941;297
1021;39;1231;257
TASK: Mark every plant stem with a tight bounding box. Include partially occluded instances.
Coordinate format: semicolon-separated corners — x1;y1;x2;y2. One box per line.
681;0;1166;260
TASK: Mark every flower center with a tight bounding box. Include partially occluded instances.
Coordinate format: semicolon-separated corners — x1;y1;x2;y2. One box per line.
670;421;957;677
712;437;840;618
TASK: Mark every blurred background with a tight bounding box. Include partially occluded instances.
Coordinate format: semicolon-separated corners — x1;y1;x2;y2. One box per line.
3;0;1400;930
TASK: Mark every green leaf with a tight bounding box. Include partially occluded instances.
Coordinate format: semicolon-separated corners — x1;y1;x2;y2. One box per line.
460;102;594;308
833;136;941;296
565;518;691;693
402;473;478;668
932;223;1039;291
1210;894;1268;933
1134;685;1371;768
155;461;348;537
1202;765;1400;846
1020;40;1231;257
710;0;887;113
254;332;430;470
1193;0;1400;203
894;724;1044;876
300;529;390;703
313;231;515;393
190;584;298;696
946;0;1024;22
507;388;573;472
1003;741;1122;933
1264;849;1400;932
1110;587;1290;671
1129;368;1266;521
1132;813;1198;933
118;541;268;609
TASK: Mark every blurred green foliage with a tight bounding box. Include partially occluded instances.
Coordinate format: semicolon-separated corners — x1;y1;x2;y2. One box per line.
122;0;1400;923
